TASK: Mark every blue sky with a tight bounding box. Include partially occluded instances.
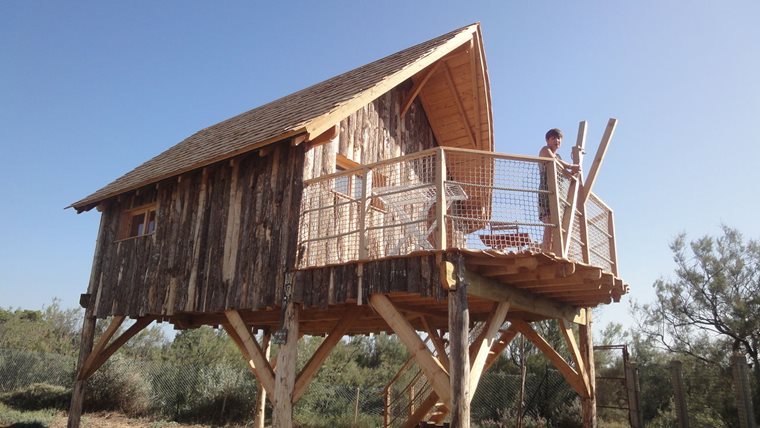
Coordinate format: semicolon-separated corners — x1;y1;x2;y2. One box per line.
1;1;759;332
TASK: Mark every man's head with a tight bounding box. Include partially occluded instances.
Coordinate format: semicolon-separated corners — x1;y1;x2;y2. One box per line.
545;128;563;152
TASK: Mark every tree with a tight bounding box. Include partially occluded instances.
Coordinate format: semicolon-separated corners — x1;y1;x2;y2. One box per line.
635;226;760;417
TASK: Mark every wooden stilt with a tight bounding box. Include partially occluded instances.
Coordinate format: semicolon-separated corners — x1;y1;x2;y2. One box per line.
272;301;300;427
68;315;96;428
449;254;470;427
579;310;597;427
254;331;271;428
68;214;107;428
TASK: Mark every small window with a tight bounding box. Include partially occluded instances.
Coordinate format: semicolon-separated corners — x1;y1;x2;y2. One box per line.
119;203;158;240
335;155;364;200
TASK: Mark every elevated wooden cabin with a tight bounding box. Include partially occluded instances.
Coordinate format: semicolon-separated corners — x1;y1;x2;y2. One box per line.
68;23;627;427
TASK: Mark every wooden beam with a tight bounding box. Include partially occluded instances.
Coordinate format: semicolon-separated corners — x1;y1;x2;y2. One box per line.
401;62;441;118
511;320;589;398
469;36;481;149
223;310;276;396
559;320;591;398
562;121;588;255
370;294;451;406
305;25;478;140
442;61;477;148
464;270;587;325
82;317;154;380
78;315;125;380
421;316;449;371
580;118;618;205
293;308;361;402
469;302;510;398
305;124;339;148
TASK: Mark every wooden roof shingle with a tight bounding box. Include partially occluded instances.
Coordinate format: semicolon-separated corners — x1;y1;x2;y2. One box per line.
71;24;482;212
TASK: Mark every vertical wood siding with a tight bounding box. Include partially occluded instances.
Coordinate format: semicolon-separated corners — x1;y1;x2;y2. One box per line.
89;82;435;318
92;142;305;318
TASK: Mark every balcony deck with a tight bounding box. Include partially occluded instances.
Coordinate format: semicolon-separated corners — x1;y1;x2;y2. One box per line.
294;146;627;330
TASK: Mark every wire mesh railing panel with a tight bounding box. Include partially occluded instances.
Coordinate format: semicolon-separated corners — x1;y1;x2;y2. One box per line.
368;153;438;257
585;194;614;273
299;178;361;267
297;147;617;275
445;151;553;253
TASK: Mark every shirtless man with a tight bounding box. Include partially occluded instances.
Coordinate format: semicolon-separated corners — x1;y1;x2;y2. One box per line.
538;128;579;251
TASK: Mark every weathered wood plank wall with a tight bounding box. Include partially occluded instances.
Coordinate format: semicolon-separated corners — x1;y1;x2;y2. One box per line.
91;141;305;318
89;82;436;318
304;82;437;179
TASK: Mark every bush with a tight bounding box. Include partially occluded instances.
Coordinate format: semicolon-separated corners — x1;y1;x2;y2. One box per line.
0;383;70;410
85;356;151;416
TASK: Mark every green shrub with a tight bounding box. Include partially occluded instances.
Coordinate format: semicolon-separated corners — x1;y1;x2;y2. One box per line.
85;356;151;416
0;383;70;411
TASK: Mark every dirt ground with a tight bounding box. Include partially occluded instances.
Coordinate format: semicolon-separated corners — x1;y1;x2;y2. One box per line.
45;412;221;428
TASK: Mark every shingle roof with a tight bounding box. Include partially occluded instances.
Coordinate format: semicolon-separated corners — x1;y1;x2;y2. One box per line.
70;24;479;212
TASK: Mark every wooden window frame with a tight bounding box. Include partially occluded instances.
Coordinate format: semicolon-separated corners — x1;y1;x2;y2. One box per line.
117;201;158;241
334;154;387;211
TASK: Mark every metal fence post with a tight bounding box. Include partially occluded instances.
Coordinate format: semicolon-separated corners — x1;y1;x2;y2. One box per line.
732;353;757;428
670;360;690;428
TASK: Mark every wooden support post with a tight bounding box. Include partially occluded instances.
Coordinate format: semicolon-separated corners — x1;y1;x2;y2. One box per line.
272;301;300;428
580;118;617;206
78;316;125;380
579;310;597;428
512;320;588;398
294;308;360;401
81;317;154;380
449;254;470;427
254;332;271;428
670;360;690;428
562;121;587;255
559;320;591;398
731;353;757;428
370;294;451;405
68;315;96;428
223;311;276;397
469;302;510;398
68;213;108;428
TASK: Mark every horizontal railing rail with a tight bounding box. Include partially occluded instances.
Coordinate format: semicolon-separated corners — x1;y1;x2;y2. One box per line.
297;147;617;275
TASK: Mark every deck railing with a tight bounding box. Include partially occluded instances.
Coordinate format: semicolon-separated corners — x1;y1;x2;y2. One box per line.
297;147;617;275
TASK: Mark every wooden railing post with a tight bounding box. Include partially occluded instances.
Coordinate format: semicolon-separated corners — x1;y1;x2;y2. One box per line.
607;209;619;276
545;160;565;257
358;168;371;261
435;148;448;250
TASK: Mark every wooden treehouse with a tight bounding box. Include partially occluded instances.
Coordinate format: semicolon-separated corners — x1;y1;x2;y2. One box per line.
68;23;627;427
